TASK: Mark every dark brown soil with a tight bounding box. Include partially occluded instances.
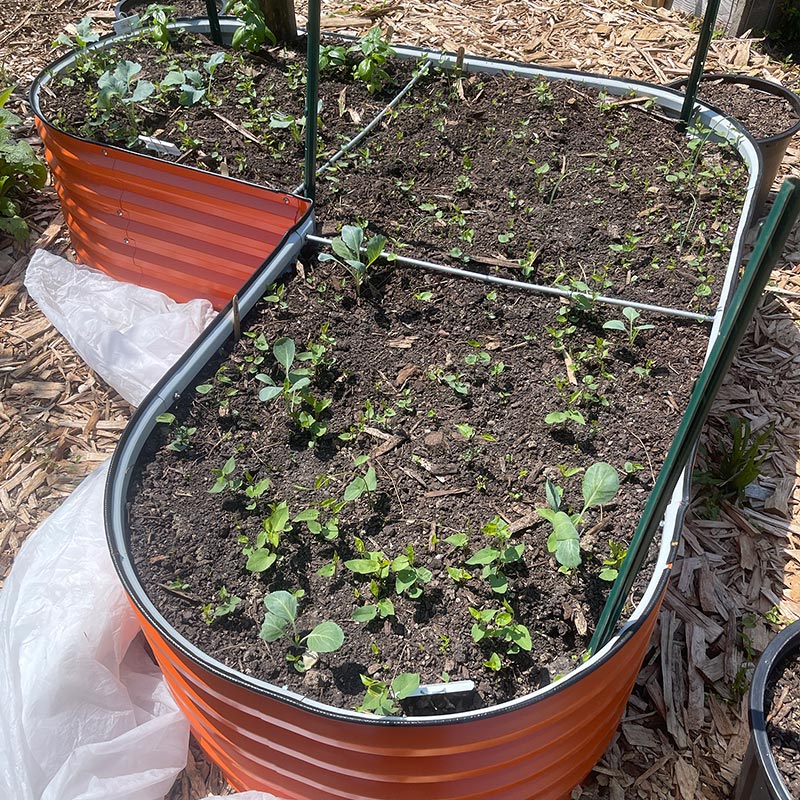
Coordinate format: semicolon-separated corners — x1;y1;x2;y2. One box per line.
765;645;800;796
314;72;748;313
127;256;709;714
42;31;416;191
696;78;800;139
118;0;223;17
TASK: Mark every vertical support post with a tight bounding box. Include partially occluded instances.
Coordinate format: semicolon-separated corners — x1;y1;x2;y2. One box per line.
303;0;321;201
205;0;222;45
678;0;722;130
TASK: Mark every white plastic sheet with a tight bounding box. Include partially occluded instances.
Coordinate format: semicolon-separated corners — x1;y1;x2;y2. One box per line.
24;251;216;406
1;252;279;800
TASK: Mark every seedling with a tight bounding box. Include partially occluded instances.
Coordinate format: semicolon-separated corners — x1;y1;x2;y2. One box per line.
351;26;394;94
201;586;242;625
465;516;524;594
96;61;155;145
139;4;177;49
156;413;197;452
242;501;292;572
469;600;532;667
602;306;654;346
344;457;377;503
259;590;344;672
319;224;387;296
598;540;628;581
209;456;242;494
391;545;432;599
352;597;395;622
537;462;619;572
545;410;586;426
357;672;419;715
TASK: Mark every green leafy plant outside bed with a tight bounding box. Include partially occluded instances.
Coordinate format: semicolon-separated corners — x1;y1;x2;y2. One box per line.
0;87;47;244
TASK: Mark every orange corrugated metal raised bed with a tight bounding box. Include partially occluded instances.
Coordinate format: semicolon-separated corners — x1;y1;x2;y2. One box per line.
31;22;761;800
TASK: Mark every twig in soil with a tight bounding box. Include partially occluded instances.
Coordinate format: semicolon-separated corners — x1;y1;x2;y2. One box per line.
374;459;404;514
158;583;201;603
626;425;656;485
210;109;263;146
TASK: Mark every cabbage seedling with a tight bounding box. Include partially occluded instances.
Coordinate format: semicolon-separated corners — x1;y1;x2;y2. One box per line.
319;224;387;296
259;590;344;672
602;306;654;346
201;586;242;625
537;462;619;572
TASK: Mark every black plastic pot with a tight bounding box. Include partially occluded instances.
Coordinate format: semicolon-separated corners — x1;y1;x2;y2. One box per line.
734;620;800;800
668;74;800;213
114;0;224;19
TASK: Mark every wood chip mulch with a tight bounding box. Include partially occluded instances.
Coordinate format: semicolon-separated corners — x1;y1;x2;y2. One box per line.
1;0;798;798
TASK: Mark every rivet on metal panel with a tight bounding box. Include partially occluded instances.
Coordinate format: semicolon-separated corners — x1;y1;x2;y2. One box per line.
283;197;289;204
123;238;129;244
102;149;108;156
117;209;124;216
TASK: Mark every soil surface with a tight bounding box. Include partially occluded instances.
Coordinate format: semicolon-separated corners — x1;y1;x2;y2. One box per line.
314;71;748;314
695;78;800;139
128;256;709;714
765;645;800;797
119;0;223;17
42;31;416;191
41;33;749;315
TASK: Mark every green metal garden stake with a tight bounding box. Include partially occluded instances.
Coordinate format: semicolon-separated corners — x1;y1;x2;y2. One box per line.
678;0;721;130
589;177;800;655
303;0;321;201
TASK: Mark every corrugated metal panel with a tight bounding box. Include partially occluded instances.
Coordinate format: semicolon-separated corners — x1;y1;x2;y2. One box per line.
35;118;311;309
131;591;662;800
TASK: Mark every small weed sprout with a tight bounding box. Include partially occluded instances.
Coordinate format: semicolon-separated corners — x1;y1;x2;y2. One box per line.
537;462;619;572
201;586;242;624
259;590;344;672
465;516;524;594
469;600;532;669
357;672;419;715
599;540;628;581
156;412;197;452
701;416;774;501
602;306;654;346
319;224;387;296
209;456;242;494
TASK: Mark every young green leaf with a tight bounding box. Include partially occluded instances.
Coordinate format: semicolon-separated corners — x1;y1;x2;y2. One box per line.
305;621;344;653
264;590;297;623
581;462;619;508
547;511;581;569
260;613;290;642
273;337;295;373
391;673;420;700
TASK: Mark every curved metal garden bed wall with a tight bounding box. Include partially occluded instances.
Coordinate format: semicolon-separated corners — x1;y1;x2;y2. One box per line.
93;37;764;799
